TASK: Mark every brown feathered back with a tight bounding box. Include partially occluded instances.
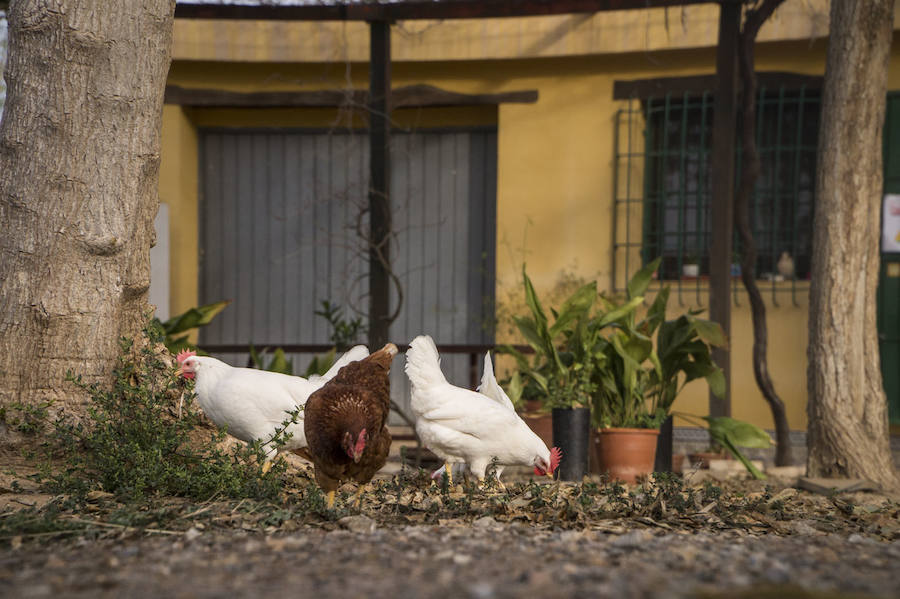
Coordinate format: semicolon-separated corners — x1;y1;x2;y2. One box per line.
303;343;397;500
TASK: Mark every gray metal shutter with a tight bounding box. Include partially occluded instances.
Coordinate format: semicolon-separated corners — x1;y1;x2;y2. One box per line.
198;128;497;417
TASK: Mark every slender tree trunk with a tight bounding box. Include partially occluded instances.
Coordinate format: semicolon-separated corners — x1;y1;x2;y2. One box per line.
807;0;899;490
736;0;793;466
0;0;175;435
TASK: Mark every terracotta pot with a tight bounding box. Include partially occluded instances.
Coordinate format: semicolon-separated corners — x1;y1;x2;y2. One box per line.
520;400;553;449
593;427;660;483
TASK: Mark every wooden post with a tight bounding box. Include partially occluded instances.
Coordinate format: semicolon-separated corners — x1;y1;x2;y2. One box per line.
708;0;740;417
368;20;391;349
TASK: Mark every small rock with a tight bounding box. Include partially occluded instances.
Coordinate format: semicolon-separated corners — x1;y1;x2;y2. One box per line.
611;530;652;549
767;466;805;480
790;520;821;536
472;516;497;529
453;553;472;565
768;488;799;504
338;515;377;534
468;582;495;599
184;527;202;542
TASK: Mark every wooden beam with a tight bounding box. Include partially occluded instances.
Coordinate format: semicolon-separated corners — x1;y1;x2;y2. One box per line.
175;1;719;22
612;72;823;100
164;84;538;108
368;20;392;350
708;0;741;418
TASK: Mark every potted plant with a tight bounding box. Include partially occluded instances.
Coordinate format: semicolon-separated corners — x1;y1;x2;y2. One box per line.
590;258;728;483
501;267;605;481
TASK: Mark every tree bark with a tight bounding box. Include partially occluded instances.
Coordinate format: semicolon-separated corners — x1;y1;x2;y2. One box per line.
807;0;900;490
0;1;175;432
736;0;793;466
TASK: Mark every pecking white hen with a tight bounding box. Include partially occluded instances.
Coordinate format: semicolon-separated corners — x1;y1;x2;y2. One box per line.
405;335;561;486
175;345;369;470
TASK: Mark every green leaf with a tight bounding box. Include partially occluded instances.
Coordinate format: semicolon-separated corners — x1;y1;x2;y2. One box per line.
644;286;671;335
548;281;597;337
512;316;546;355
507;371;524;402
704;416;774;449
267;348;294;375
627;257;661;300
526;370;549;393
522;267;549;334
688;316;728;348
718;435;767;480
705;366;726;398
162;301;231;335
596;296;645;328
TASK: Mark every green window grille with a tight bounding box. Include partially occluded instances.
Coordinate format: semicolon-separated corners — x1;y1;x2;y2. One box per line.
613;84;821;306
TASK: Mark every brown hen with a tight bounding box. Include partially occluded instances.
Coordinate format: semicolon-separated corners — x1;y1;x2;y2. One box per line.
303;343;397;508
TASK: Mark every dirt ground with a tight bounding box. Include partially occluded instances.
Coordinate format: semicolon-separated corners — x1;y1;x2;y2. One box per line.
3;523;900;599
2;458;900;599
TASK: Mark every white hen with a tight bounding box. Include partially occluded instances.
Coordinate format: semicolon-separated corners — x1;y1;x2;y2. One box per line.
176;345;369;469
405;335;561;485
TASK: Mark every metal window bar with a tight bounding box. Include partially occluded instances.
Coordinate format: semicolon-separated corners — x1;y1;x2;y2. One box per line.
613;86;820;306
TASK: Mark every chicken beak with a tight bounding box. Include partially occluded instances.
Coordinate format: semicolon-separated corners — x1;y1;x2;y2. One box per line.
174;366;183;377
546;472;555;479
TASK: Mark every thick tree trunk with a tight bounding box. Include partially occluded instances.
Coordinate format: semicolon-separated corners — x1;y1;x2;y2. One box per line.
0;1;175;433
736;0;793;466
807;0;899;490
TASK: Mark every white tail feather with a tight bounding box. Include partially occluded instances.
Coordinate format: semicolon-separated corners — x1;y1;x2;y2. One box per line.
478;352;515;412
405;335;448;389
309;344;369;383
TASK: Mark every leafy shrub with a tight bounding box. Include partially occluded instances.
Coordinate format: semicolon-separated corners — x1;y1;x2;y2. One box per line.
45;331;289;503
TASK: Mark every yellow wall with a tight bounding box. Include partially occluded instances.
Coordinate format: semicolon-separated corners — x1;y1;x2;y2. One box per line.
159;7;900;432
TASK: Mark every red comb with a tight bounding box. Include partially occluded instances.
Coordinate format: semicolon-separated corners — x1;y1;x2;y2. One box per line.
549;447;563;472
175;349;196;365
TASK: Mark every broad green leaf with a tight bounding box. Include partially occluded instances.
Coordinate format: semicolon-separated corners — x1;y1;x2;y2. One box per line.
718;435;767;480
705;366;726;398
548;281;597;337
610;332;645;372
507;371;524;402
526;370;549;393
512;316;545;355
704;416;774;448
249;344;263;369
522;268;549;333
644;286;671;335
268;348;294;375
627;257;662;300
596;296;645;328
688;316;728;348
163;300;231;335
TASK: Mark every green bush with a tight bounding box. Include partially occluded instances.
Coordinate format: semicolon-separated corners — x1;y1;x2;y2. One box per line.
46;331;289;503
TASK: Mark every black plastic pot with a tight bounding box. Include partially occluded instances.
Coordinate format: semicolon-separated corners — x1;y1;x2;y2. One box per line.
551;407;591;481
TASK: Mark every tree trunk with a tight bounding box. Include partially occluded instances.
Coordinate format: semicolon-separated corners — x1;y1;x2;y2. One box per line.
736;0;793;466
807;0;900;490
0;0;175;433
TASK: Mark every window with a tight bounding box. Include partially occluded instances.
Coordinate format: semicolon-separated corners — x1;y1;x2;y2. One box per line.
614;80;821;301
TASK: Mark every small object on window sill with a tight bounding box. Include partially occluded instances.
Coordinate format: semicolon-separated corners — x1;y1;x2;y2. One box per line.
777;251;795;279
730;263;741;277
682;263;700;278
774;274;785;282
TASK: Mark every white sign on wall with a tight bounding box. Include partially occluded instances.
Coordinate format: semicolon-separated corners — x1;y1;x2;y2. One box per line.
883;194;900;253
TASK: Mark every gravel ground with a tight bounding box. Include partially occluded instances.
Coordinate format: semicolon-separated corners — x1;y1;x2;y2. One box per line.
3;521;900;599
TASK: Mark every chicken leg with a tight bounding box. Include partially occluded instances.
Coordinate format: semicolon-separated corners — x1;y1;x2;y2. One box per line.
325;490;336;509
444;461;453;486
